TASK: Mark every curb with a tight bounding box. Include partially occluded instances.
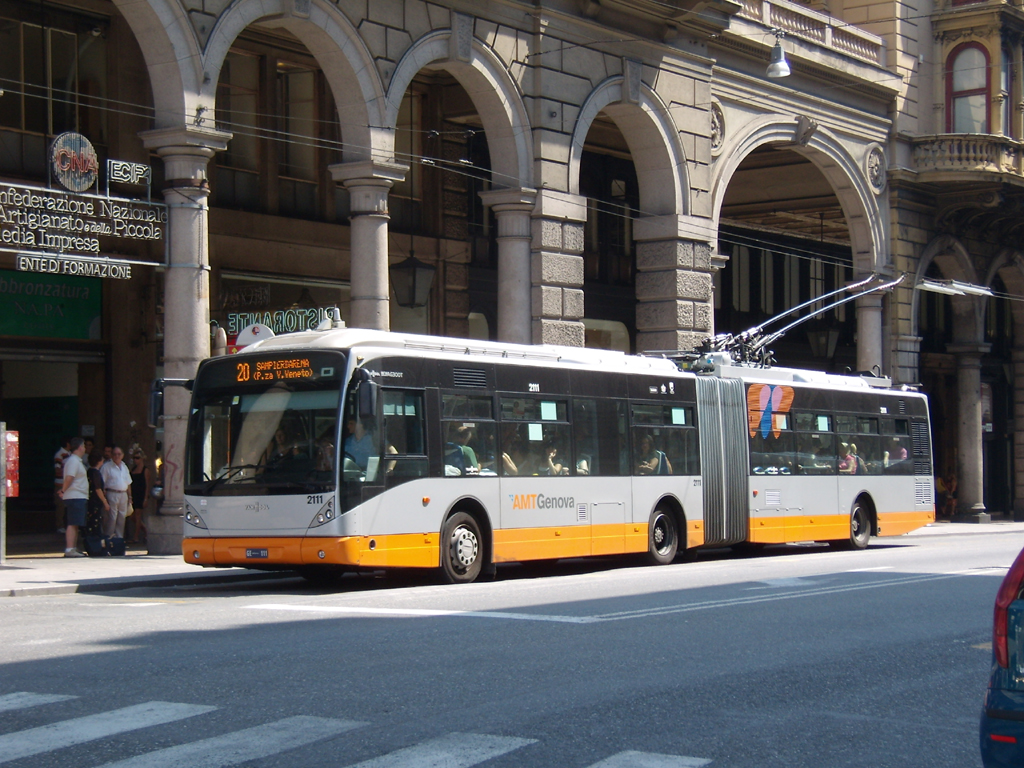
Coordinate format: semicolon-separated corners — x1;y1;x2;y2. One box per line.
0;569;296;598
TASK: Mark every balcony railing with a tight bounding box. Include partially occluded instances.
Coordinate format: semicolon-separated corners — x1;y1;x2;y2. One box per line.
737;0;885;67
912;134;1024;177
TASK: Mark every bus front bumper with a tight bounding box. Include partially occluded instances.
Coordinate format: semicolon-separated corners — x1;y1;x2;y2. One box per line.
182;535;441;569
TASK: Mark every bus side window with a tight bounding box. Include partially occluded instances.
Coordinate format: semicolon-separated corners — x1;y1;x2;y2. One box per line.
382;390;428;487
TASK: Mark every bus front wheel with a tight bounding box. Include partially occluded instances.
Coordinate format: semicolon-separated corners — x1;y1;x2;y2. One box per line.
647;508;678;565
441;512;484;584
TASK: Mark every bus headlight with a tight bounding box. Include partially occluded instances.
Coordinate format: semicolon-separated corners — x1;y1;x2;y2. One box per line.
184;503;208;529
307;498;336;529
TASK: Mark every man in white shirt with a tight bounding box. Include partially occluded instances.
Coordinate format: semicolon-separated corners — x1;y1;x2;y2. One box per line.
100;445;132;539
53;436;71;534
58;438;88;557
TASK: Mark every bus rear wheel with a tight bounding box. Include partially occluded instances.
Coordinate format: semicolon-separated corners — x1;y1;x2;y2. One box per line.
832;500;871;550
441;512;484;584
647;508;678;565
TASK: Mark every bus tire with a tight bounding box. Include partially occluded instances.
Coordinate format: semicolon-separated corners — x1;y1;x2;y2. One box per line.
441;512;484;584
647;507;678;565
833;500;871;550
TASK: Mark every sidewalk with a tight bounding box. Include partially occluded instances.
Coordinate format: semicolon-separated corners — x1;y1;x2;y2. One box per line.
0;535;289;597
2;520;1023;598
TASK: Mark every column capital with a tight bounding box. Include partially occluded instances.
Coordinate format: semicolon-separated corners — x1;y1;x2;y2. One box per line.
532;189;587;222
479;187;537;213
329;159;408;186
140;125;232;156
633;214;715;244
947;343;991;358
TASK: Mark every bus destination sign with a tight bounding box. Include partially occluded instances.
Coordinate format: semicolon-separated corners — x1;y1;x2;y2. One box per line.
200;351;343;390
236;357;318;383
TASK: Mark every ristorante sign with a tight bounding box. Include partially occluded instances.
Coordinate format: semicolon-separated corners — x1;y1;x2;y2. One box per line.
0;132;165;269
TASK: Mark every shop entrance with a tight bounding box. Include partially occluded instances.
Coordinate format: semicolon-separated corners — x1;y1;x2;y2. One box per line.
0;359;106;534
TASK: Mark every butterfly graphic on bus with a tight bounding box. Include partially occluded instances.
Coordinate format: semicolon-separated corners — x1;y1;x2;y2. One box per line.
747;383;795;439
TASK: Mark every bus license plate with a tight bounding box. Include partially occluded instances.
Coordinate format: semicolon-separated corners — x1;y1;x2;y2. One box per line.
245;549;269;559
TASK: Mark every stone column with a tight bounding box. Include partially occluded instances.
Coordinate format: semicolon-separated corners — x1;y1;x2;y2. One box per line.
1013;348;1024;520
479;188;537;345
633;215;715;353
856;291;884;373
529;190;587;346
948;342;990;515
329;160;408;330
894;334;923;386
140;126;231;555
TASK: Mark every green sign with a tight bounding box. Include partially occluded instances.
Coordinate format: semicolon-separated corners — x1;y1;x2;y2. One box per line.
0;269;102;339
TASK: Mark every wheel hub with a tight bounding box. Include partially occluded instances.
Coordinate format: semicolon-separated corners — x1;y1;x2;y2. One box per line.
450;526;478;568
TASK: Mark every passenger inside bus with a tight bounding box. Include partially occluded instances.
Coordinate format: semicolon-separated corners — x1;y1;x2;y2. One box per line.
344;418;376;470
636;434;672;475
541;443;569;476
500;424;527;476
839;442;859;474
445;424;482;475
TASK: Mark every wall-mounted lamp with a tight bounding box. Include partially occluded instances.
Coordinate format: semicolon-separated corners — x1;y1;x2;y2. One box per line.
916;279;993;297
389;254;436;308
767;29;791;78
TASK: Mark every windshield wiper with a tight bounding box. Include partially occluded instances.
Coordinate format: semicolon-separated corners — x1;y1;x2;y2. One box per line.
204;464;265;494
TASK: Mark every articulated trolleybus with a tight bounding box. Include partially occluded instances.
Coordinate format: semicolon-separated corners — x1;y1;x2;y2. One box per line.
181;328;934;583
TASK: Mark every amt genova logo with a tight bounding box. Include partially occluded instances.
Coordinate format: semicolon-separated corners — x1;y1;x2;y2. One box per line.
508;493;575;510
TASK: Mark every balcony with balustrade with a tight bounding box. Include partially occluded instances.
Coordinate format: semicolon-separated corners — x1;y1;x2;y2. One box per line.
911;135;1024;186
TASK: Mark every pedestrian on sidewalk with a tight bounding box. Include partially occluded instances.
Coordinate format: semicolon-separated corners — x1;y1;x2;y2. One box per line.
128;450;150;544
52;436;71;534
85;450;110;555
101;445;132;540
58;438;88;557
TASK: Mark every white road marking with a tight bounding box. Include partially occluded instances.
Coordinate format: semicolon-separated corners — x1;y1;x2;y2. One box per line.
0;692;76;712
342;732;536;767
248;569;986;625
247;604;594;624
587;751;712;767
746;577;828;589
96;716;365;767
0;702;216;764
845;566;893;572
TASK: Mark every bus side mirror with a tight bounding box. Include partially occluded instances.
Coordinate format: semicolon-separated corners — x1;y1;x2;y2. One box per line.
148;378;194;428
148;382;164;429
358;380;377;419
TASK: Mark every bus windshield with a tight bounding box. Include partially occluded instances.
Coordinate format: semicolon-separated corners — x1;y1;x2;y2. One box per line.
186;352;344;496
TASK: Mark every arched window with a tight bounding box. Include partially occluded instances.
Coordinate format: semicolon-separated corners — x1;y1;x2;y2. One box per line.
947;43;990;133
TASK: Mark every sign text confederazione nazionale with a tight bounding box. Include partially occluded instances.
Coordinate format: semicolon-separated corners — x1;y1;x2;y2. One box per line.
0;182;165;256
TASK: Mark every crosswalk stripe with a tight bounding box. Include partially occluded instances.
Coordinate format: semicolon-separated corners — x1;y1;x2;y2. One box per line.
0;692;77;713
586;751;711;767
343;732;536;768
95;716;366;768
0;701;216;764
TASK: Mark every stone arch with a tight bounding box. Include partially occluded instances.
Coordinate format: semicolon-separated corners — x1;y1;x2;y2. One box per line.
111;0;204;127
386;30;533;188
986;248;1024;340
912;234;984;343
711;115;884;276
568;77;689;216
202;0;386;161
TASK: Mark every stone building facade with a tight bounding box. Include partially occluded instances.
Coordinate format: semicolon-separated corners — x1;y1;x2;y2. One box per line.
0;0;1018;551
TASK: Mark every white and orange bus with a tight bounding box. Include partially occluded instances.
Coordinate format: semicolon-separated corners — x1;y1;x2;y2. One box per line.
179;327;934;583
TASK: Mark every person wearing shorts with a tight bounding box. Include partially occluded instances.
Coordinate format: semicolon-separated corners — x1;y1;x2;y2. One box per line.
58;437;88;557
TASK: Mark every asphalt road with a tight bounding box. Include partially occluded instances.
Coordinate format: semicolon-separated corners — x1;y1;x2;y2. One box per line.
2;530;1020;768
